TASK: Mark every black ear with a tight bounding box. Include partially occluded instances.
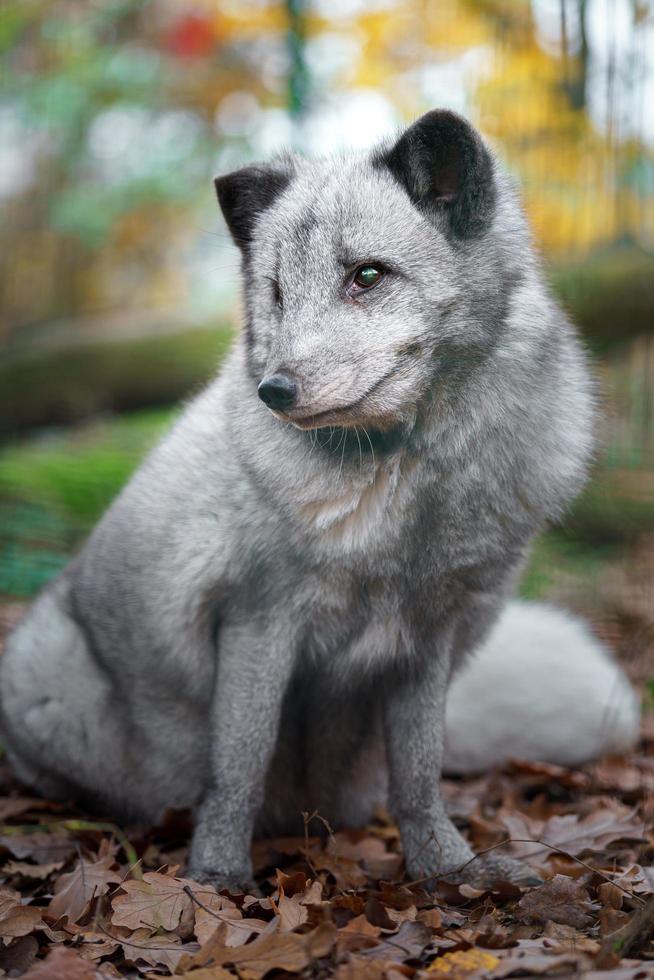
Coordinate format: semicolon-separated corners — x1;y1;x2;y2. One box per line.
374;110;496;239
214;160;292;251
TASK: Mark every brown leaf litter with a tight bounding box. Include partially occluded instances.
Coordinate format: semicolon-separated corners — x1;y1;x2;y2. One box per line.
1;733;654;979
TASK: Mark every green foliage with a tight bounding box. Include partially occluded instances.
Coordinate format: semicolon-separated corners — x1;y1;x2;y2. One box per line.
0;408;173;527
0;504;72;597
519;531;620;600
646;678;654;713
0;408;173;597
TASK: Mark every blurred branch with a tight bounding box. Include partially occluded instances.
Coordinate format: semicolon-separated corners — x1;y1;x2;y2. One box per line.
0;318;233;436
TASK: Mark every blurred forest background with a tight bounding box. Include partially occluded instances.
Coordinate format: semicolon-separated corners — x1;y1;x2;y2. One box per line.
0;0;652;684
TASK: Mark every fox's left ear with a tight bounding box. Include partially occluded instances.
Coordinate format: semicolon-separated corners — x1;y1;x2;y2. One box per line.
374;110;496;239
214;157;294;251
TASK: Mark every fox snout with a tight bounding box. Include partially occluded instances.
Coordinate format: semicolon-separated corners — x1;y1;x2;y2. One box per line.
256;354;419;430
256;363;360;427
257;373;298;411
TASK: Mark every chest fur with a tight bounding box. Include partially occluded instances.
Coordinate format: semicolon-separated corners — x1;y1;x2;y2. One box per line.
298;454;417;554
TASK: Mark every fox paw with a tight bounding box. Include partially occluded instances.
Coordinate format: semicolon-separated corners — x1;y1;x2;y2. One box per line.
417;853;541;891
476;853;542;888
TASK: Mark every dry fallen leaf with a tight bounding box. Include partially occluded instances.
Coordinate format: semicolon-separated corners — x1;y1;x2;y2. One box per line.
334;955;409;979
4;858;65;879
176;967;235;980
190;886;268;947
0;797;57;821
0;885;44;940
0;830;76;864
329;832;404;880
0;934;39;975
273;873;324;931
500;803;645;862
516;874;598;928
21;944;100;980
75;931;120;963
118;926;193;971
48;847;122;924
339;913;382;943
180;919;336;979
111;870;198;933
361;919;431;962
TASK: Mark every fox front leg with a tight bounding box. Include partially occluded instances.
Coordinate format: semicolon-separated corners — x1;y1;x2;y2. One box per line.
187;617;297;893
384;635;540;890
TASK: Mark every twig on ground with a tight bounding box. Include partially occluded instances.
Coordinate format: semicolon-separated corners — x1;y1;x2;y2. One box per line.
302;810;319;879
95;920;189;952
183;883;225;921
109;856;144;895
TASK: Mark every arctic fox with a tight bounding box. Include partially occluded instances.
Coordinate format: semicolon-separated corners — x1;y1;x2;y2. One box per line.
0;110;638;893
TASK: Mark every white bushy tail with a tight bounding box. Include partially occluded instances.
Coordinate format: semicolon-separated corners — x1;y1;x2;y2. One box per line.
443;600;640;774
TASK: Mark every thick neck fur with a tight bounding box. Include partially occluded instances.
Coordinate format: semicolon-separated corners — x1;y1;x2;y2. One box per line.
223;269;593;558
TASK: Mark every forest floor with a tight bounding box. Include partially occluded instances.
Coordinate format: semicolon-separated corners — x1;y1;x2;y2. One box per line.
1;600;654;980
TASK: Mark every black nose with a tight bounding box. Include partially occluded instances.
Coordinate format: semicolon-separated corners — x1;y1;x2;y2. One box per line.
257;373;298;411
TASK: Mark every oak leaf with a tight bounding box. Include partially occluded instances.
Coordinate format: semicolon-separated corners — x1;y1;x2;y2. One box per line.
274;876;323;931
119;926;192;971
48;850;122;924
501;804;645;862
21;944;99;979
361;920;431;962
336;914;381;955
181;919;336;979
329;833;403;880
0;797;54;821
0;831;76;864
111;870;198;932
334;956;408;979
4;859;65;880
0;935;39;975
0;886;44;940
190;887;267;947
517;875;597;929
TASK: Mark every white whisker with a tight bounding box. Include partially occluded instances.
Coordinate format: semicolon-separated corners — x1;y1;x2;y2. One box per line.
362;426;376;478
338;428;347;480
354;426;363;475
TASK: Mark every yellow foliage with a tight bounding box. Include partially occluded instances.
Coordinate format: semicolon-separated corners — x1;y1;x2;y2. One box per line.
423;0;494;50
190;0;653;260
426;946;500;976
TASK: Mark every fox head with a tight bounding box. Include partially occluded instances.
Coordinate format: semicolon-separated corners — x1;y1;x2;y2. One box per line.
215;110;529;433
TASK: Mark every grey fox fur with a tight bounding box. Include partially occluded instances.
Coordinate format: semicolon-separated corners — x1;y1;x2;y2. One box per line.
0;110;637;892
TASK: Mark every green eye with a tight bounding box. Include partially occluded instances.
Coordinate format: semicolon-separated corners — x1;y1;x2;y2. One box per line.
353;265;383;289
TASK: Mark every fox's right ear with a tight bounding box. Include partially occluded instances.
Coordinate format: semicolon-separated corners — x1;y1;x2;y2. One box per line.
214;159;293;251
374;110;496;239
